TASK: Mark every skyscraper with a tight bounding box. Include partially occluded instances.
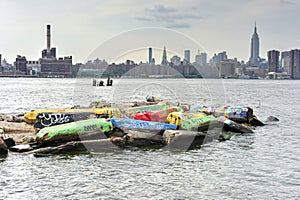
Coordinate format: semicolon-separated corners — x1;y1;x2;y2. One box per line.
200;53;207;65
267;50;280;73
249;22;260;65
161;46;168;65
148;48;152;64
184;50;190;63
289;49;300;79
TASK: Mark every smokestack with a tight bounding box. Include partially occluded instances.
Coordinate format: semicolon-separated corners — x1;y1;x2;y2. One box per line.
47;25;51;53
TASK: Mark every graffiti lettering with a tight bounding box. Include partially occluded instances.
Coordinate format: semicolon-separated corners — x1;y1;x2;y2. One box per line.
83;124;99;132
34;113;73;128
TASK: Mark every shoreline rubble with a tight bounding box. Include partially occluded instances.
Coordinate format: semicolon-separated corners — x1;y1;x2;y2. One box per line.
0;98;274;156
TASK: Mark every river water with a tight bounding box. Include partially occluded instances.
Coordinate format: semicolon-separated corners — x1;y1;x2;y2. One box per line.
0;78;299;199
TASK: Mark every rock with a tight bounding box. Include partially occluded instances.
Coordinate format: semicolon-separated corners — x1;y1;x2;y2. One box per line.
4;138;16;148
163;130;211;150
12;116;26;123
267;116;279;122
0;121;35;133
9;144;33;153
125;129;165;148
0;114;14;122
250;117;265;126
5;132;36;145
24;138;123;155
0;138;8;155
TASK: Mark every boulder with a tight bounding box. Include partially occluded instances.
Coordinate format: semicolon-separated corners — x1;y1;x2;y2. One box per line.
125;129;165;148
0;121;35;133
0;114;14;122
0;138;8;155
163;130;213;150
24;138;124;155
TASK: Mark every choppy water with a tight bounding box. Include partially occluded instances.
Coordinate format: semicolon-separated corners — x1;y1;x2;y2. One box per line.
0;78;299;199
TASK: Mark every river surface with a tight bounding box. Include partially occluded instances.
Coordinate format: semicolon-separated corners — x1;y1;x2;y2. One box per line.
0;78;299;199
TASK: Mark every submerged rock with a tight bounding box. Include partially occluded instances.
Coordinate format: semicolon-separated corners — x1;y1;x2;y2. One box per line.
267;116;279;122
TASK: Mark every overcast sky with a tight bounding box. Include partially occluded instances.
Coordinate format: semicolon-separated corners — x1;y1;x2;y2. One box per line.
0;0;299;64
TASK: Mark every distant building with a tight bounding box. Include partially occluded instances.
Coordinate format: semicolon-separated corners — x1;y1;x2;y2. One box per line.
210;51;227;63
217;60;237;77
0;54;2;73
27;60;41;75
15;55;27;74
40;24;73;77
195;50;201;64
184;50;190;63
289;49;300;79
161;46;168;65
40;56;73;78
171;55;181;66
200;53;207;65
249;22;260;65
267;50;280;72
281;51;289;68
148;48;153;64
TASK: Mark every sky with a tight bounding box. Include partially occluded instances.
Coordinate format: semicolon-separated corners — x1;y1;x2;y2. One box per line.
0;0;299;64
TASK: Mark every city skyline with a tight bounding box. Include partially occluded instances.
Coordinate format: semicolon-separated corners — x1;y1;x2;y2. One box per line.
0;0;300;64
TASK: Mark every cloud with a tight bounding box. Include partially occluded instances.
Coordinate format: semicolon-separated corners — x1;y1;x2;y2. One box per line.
149;4;177;13
280;0;295;5
166;23;192;29
135;4;204;29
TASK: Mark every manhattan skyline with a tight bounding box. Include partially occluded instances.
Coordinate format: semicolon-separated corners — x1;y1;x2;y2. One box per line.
0;0;299;64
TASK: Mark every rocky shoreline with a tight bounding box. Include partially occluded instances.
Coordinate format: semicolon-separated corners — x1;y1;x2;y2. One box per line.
1;100;277;157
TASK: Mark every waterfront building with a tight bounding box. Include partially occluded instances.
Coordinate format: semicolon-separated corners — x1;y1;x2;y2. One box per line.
184;50;191;63
267;50;280;73
161;46;168;65
249;22;260;65
289;49;300;79
15;55;27;74
40;25;73;77
216;60;237;77
27;60;41;75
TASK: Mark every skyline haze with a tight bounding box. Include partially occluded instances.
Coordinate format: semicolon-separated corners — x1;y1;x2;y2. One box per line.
0;0;299;64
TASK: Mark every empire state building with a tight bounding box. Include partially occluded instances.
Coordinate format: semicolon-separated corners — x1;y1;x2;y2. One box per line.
249;23;260;65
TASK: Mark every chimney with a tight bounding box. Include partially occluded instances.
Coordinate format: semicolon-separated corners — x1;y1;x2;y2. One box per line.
47;25;51;53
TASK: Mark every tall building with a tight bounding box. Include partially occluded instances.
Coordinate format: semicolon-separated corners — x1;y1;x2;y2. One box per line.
289;49;300;79
40;25;73;77
161;46;168;65
200;53;207;65
184;50;190;63
267;50;280;72
15;55;27;74
195;50;201;64
249;22;260;65
148;48;152;64
210;51;227;63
